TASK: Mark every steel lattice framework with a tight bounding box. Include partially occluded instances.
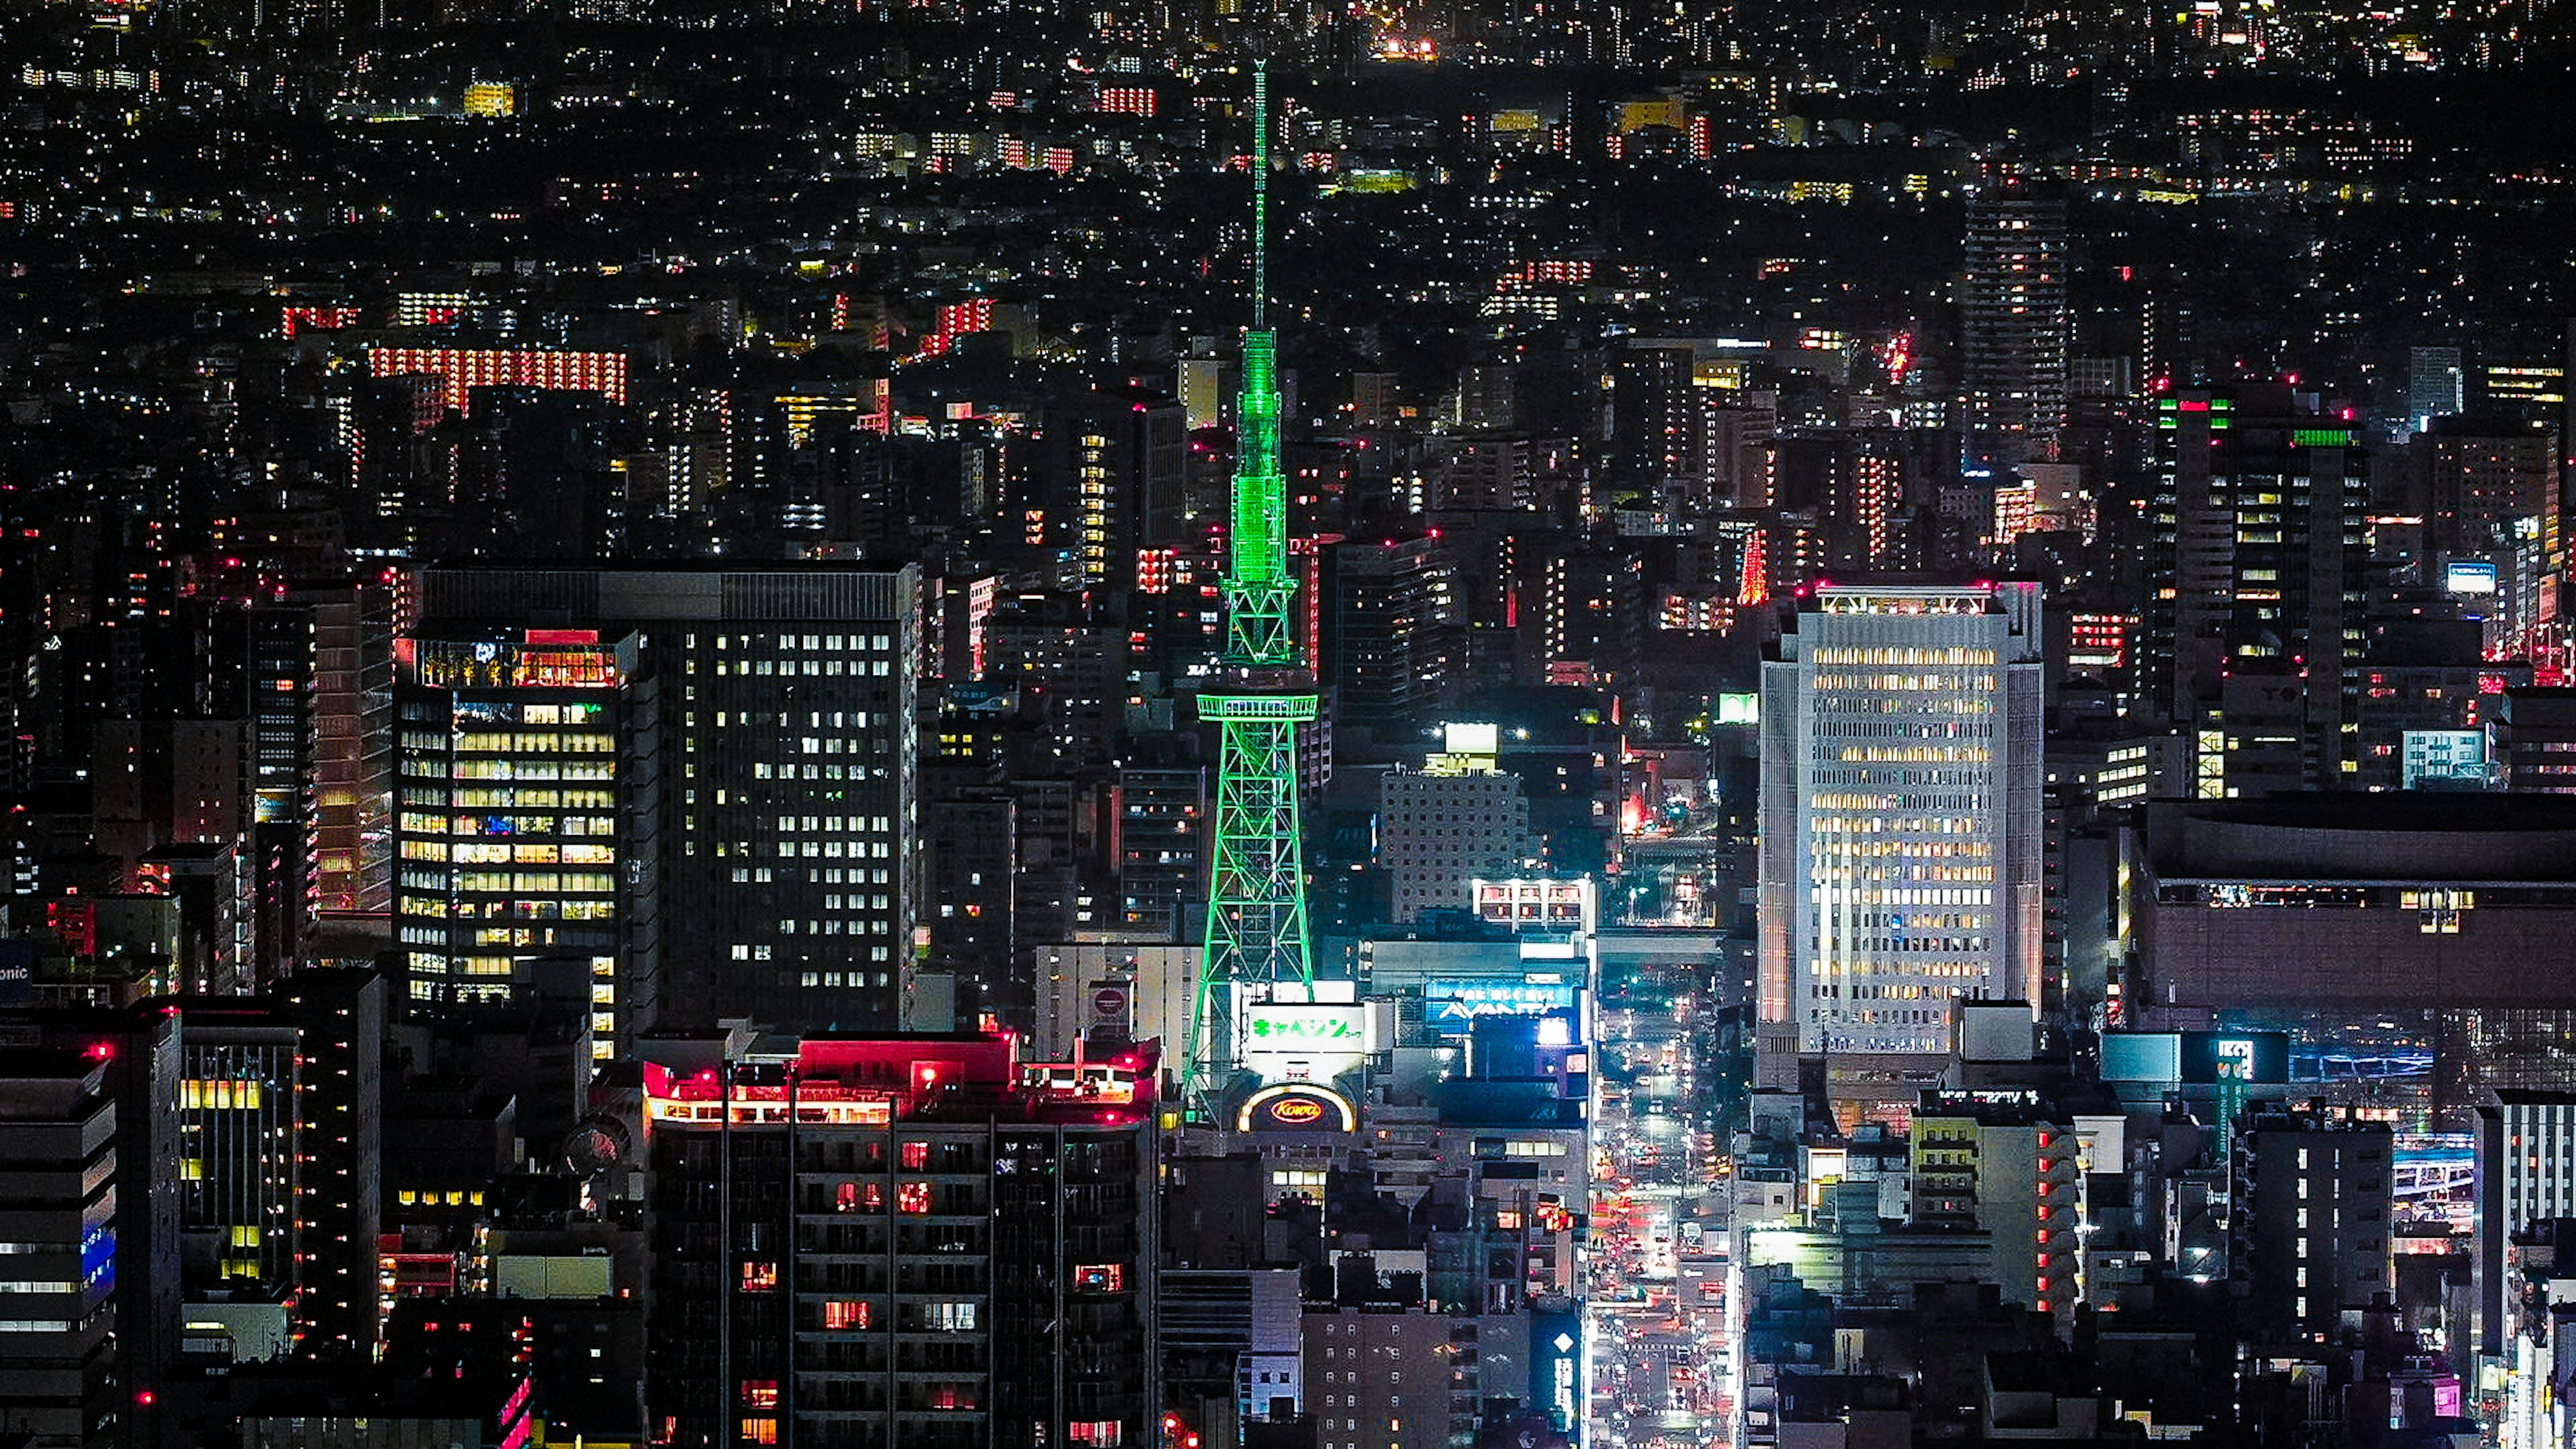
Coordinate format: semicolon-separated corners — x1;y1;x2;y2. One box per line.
1183;60;1317;1114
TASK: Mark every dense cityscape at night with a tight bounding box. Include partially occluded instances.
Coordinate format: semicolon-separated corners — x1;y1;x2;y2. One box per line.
1;0;2574;1444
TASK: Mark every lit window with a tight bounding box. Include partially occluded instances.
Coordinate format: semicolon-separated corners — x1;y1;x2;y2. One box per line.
898;1182;933;1215
740;1262;777;1293
824;1299;871;1330
741;1381;779;1409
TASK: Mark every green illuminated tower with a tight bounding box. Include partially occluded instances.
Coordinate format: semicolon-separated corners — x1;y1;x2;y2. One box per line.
1183;59;1317;1114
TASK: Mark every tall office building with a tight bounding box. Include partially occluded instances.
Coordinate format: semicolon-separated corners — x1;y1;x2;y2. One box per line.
641;1033;1157;1449
2149;386;2368;794
394;627;662;1056
1962;194;2070;463
417;566;921;1033
175;1011;300;1302
0;1049;127;1448
1757;582;2045;1057
2408;345;2467;432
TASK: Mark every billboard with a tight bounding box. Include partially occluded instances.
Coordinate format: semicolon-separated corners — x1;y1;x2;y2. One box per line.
2445;559;2499;595
2101;1030;2288;1085
1241;1002;1372;1083
2181;1031;2288;1086
1242;1003;1371;1051
1470;878;1595;932
0;941;30;1007
2098;1032;2183;1084
1086;981;1133;1036
1238;1083;1358;1134
1422;977;1581;1034
1532;1305;1583;1433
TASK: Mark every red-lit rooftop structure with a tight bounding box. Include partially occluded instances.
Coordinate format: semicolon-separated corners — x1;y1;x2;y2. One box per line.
638;1031;1159;1131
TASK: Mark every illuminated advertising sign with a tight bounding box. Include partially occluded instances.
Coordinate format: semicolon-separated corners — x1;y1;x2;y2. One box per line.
1532;1305;1582;1432
2445;559;2499;595
2098;1032;2182;1083
1422;977;1580;1034
2180;1031;2287;1085
1238;1083;1358;1134
1243;1004;1369;1049
0;941;29;1007
1241;1002;1371;1085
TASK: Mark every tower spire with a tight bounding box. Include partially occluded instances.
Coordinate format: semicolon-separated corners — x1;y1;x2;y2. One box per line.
1252;59;1268;330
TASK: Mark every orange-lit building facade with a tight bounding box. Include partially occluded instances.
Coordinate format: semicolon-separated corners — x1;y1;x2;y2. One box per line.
366;345;631;414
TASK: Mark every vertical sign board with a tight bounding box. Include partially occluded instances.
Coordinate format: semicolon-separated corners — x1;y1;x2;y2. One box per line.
1532;1305;1582;1436
2211;1037;2254;1159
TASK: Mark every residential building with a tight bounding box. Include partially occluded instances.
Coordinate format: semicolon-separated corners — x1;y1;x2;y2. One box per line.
2417;417;2557;561
1302;1305;1460;1449
1909;1088;2081;1335
2233;1109;2395;1344
1962;194;2070;462
1325;533;1455;733
1114;765;1206;939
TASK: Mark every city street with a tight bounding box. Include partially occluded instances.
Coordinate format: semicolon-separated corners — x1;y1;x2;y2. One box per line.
1588;989;1735;1449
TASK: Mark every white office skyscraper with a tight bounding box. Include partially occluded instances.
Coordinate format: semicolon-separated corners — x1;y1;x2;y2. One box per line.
1758;582;2045;1057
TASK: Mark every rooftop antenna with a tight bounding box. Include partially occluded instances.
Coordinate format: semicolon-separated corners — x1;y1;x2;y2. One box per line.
1251;58;1269;329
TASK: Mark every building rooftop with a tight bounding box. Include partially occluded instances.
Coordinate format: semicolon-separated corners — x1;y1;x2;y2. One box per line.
2147;794;2576;880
